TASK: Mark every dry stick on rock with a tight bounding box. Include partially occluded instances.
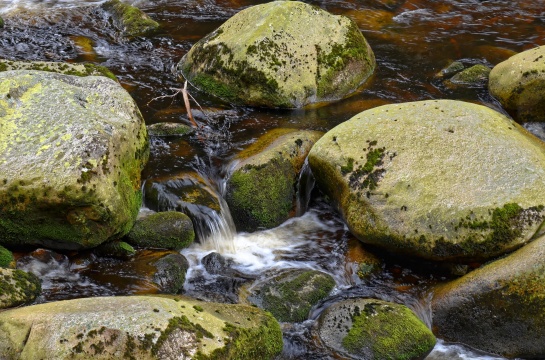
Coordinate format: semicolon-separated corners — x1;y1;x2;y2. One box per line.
182;80;198;128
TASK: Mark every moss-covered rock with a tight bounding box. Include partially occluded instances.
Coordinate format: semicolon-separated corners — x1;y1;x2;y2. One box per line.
489;45;545;122
432;233;545;358
0;71;149;250
436;61;464;78
448;64;491;86
308;99;545;261
318;298;436;360
147;122;195;137
127;211;195;250
248;269;335;322
179;1;375;108
0;245;14;268
0;295;282;359
0;268;41;309
0;59;117;81
226;129;323;232
101;0;159;37
93;240;136;259
0;16;4;28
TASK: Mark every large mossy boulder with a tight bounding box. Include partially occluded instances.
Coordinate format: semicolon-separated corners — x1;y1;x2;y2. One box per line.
101;0;159;37
432;234;545;358
226;129;323;232
489;45;545;122
127;211;195;250
0;295;283;359
0;71;149;250
247;269;335;322
308;100;545;261
0;60;117;81
178;1;375;108
0;268;41;309
318;298;436;360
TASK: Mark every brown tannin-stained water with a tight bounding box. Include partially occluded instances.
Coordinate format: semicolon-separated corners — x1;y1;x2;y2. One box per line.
1;0;543;358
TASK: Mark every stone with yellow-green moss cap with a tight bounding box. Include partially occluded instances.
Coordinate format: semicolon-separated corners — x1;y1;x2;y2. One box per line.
0;295;283;359
0;59;117;81
309;99;545;261
489;45;545;122
101;0;159;38
0;268;41;309
0;70;149;250
432;233;545;358
179;1;375;108
318;298;436;360
226;129;323;232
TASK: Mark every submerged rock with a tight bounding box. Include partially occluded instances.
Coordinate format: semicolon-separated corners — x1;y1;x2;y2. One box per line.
432;234;545;358
0;295;283;359
226;129;323;232
309;100;545;261
0;268;41;309
101;0;159;37
0;59;117;81
147;122;195;137
247;269;335;322
179;1;375;108
0;71;149;250
448;64;491;86
127;211;195;250
318;298;436;360
489;45;545;122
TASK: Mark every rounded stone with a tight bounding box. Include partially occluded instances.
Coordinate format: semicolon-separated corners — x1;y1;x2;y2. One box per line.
178;1;375;108
0;268;41;309
127;211;195;250
308;99;545;261
489;45;545;122
318;298;436;360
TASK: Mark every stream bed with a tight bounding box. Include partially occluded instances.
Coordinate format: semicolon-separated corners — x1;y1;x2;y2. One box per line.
2;0;543;358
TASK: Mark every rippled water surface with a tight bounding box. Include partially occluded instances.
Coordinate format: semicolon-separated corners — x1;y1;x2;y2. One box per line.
2;0;543;358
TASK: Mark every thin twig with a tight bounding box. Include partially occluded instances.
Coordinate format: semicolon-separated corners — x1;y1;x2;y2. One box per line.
182;80;199;129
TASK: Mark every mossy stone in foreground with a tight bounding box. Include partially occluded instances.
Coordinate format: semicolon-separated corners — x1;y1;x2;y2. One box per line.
309;99;545;261
248;269;335;322
489;45;545;122
318;298;435;360
127;211;195;250
432;233;545;358
101;0;159;37
0;59;117;81
0;71;149;250
0;268;41;309
179;1;375;108
226;129;323;232
0;295;282;359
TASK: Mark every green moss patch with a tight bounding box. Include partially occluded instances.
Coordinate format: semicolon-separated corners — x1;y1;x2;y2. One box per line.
0;268;41;309
0;245;14;268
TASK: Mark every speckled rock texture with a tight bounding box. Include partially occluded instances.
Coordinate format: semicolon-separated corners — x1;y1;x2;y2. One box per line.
0;60;117;81
432;234;545;358
226;129;323;232
0;268;41;309
178;1;375;108
101;0;159;37
318;298;435;360
489;45;545;122
0;295;282;359
0;70;149;250
309;99;545;261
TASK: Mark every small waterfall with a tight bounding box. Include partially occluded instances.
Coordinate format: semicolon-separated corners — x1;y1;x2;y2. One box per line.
295;158;315;217
143;173;236;253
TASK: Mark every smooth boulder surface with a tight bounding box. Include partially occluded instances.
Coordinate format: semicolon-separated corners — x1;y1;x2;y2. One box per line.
489;45;545;122
0;295;283;359
309;100;545;261
432;234;545;358
247;269;335;322
127;211;195;250
318;298;436;360
226;129;323;232
179;1;375;108
0;71;149;250
0;268;41;309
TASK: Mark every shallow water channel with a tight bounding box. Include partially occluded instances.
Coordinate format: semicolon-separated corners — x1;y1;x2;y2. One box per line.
2;0;544;358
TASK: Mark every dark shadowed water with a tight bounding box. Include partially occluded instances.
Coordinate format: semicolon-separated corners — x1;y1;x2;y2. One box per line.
2;0;543;358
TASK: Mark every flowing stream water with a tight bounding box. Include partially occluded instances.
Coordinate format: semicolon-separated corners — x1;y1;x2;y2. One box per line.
3;0;544;358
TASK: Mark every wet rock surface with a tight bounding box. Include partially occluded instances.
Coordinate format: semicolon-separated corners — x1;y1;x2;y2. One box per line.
127;211;195;250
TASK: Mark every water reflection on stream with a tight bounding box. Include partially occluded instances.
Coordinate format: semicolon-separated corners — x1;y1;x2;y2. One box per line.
2;0;543;358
